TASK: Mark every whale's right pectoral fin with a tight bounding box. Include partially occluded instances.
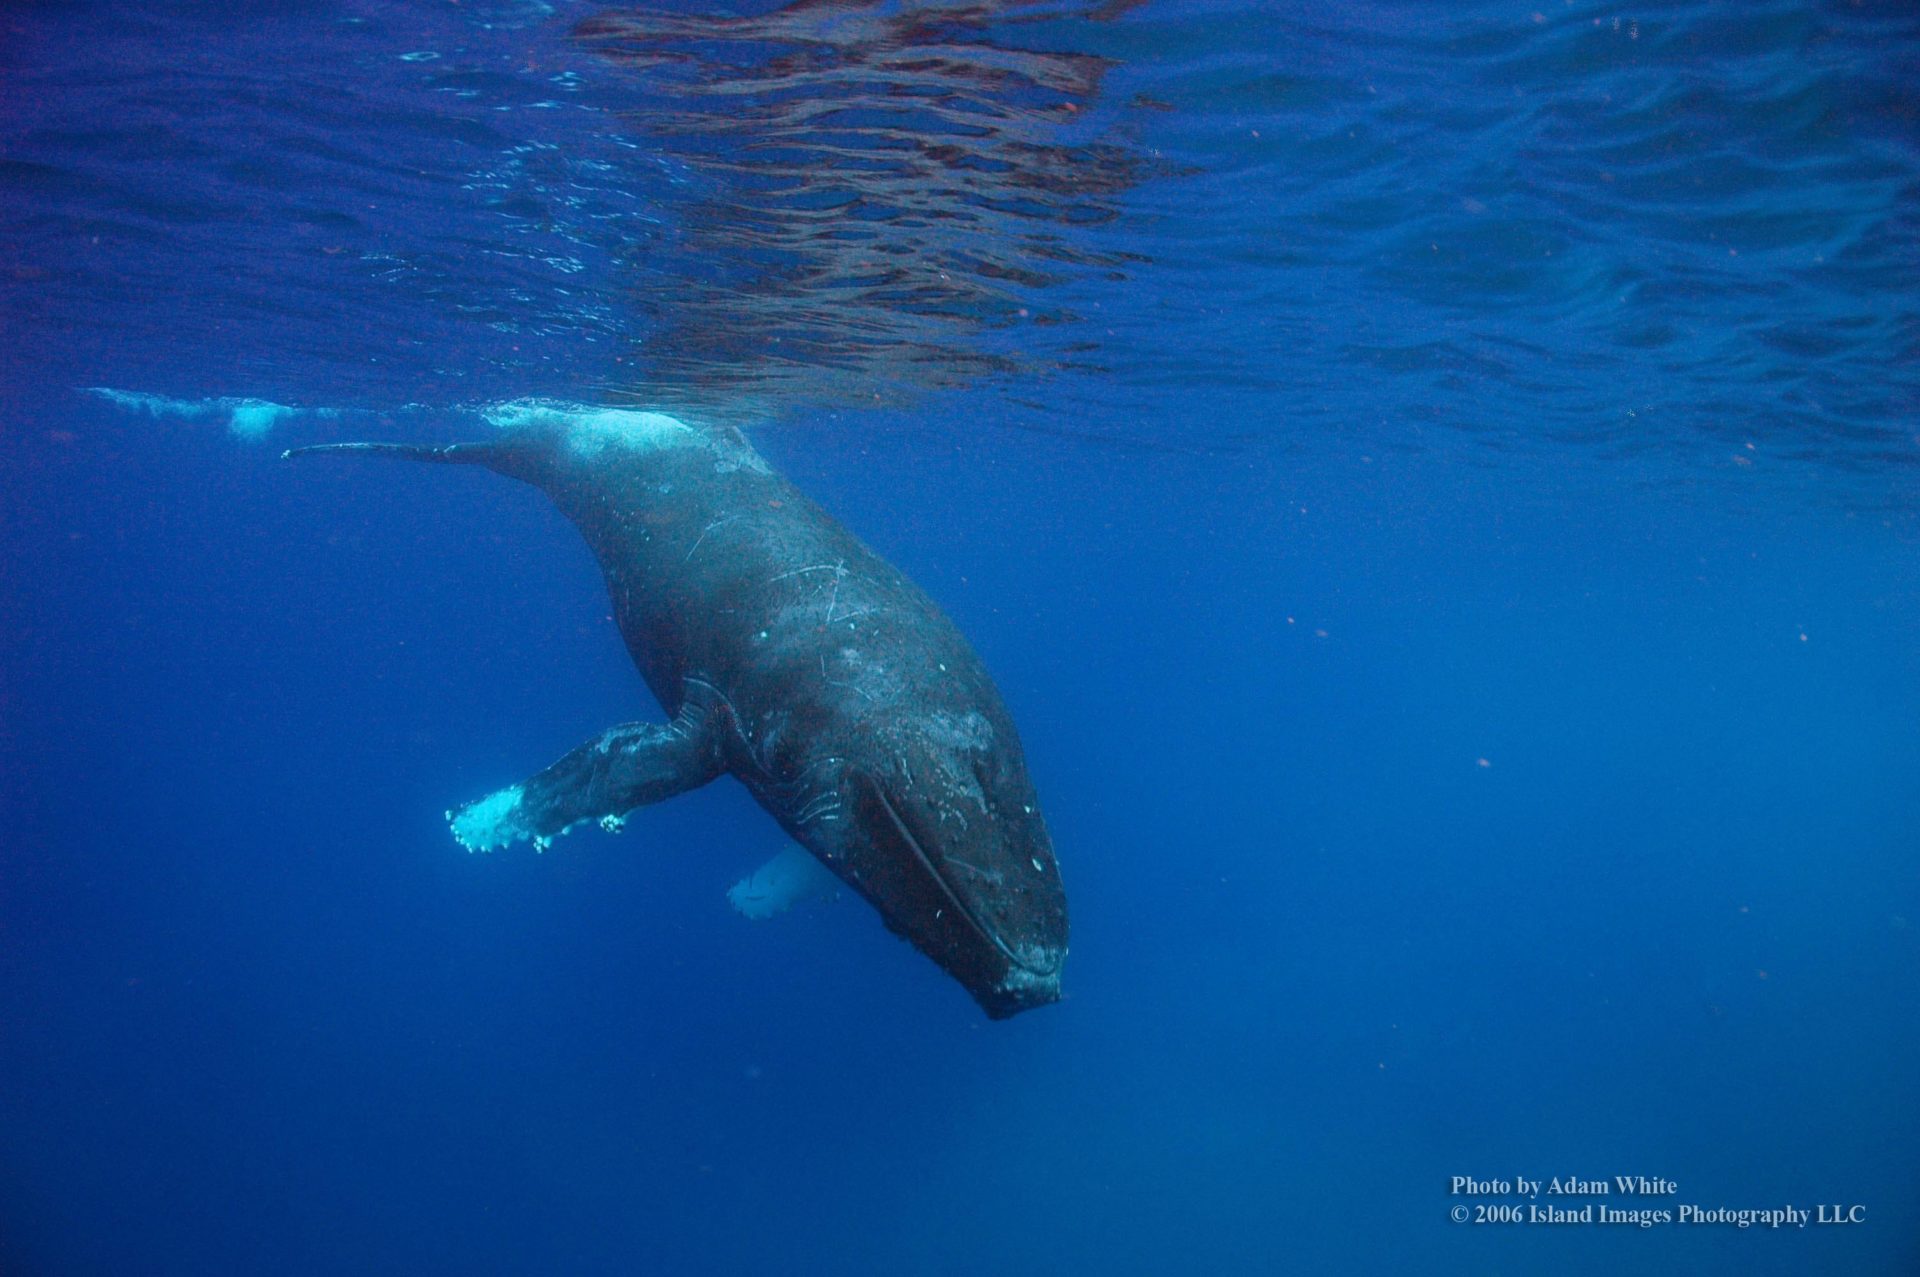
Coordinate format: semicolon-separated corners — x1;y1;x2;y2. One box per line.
448;693;728;852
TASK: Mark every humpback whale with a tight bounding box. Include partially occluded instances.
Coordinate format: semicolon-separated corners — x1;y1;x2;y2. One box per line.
288;402;1067;1018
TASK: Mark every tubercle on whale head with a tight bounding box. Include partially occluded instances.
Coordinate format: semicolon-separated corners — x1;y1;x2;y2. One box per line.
831;732;1069;1020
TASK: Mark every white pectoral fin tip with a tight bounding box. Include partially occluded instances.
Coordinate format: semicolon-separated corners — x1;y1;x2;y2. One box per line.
728;846;841;920
448;784;529;852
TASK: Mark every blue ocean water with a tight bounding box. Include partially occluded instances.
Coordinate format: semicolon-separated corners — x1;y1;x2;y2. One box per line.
2;1;1917;1273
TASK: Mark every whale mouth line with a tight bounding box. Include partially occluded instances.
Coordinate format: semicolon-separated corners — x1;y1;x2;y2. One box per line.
868;777;1056;978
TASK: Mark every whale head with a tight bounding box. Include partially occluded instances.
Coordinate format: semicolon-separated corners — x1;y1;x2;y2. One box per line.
827;719;1068;1019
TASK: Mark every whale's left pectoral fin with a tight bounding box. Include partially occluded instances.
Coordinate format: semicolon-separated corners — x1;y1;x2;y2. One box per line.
448;694;727;852
727;846;842;920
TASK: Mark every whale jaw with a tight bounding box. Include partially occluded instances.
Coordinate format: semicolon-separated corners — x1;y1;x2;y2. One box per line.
832;757;1068;1020
977;949;1066;1019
